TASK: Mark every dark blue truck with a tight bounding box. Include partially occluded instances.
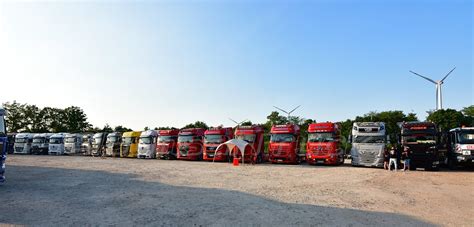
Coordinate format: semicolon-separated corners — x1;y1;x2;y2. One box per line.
0;108;7;183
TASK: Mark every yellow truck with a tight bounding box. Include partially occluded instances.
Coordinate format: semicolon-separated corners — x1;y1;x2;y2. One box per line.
120;131;141;158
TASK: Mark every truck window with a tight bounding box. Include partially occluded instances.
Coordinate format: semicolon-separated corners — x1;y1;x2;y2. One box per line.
353;136;385;143
139;137;154;144
403;135;436;144
158;136;176;143
457;131;474;144
235;134;256;143
123;137;134;145
107;136;119;143
308;132;334;142
15;138;27;143
65;137;76;143
178;135;194;143
204;135;224;144
33;137;46;144
270;134;295;143
50;138;63;144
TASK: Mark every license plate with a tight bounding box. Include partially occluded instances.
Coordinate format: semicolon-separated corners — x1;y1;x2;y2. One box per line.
317;160;325;164
277;159;283;162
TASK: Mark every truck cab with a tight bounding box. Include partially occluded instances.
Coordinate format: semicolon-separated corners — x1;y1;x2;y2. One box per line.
350;122;387;168
105;132;122;157
447;127;474;169
121;131;141;158
234;125;265;163
91;132;108;157
49;133;66;155
203;127;233;161
268;124;301;164
177;128;205;161
14;133;33;154
64;133;83;155
306;122;344;165
31;133;52;155
7;133;15;154
138;130;158;159
0;108;7;183
400;122;440;171
81;134;93;155
156;129;179;159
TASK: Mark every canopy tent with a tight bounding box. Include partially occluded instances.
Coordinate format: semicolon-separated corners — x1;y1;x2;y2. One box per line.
214;139;255;164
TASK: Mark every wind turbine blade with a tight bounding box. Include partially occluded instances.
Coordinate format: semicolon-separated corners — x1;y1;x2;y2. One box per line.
409;71;437;84
238;119;249;125
288;105;301;114
228;118;239;125
441;67;456;82
273;106;289;114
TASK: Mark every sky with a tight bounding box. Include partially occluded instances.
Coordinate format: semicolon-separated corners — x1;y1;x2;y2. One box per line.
0;0;472;130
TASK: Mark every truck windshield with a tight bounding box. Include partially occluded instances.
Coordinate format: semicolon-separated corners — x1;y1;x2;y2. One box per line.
235;134;256;143
122;137;135;145
93;138;102;145
15;138;27;143
457;132;474;144
403;135;436;144
158;136;176;143
270;134;295;143
178;135;200;143
65;137;76;143
204;135;224;144
50;138;63;144
139;137;154;144
308;132;335;142
33;138;45;144
354;136;385;143
107;136;118;143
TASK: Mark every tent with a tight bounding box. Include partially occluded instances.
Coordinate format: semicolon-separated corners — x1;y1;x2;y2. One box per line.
213;139;255;164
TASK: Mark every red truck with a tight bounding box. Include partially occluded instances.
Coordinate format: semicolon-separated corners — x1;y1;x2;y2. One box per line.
156;129;179;159
233;125;266;163
306;122;344;165
203;127;234;161
268;124;301;164
177;128;205;161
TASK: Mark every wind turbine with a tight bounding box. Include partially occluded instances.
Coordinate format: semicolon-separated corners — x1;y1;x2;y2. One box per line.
229;118;248;127
273;105;301;122
409;67;456;110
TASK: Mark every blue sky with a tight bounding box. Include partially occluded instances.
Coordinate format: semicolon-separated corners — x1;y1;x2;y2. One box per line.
0;0;472;130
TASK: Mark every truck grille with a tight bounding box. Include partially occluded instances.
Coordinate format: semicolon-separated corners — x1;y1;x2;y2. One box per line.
206;146;217;151
15;147;23;153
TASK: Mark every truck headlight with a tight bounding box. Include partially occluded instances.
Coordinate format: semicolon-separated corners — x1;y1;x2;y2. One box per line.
462;150;471;155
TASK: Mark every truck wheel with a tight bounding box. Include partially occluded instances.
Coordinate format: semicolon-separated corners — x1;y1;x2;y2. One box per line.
448;158;457;170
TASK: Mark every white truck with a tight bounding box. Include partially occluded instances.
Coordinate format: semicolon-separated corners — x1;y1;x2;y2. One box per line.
447;127;474;169
81;134;93;155
14;133;34;154
31;133;53;155
49;133;66;155
138;130;158;159
350;122;388;168
64;133;83;155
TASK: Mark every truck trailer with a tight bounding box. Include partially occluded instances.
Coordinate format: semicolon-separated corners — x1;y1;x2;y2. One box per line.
203;127;233;161
233;125;265;163
400;122;440;170
268;124;301;164
156;129;179;159
105;132;122;157
177;128;205;161
49;133;66;155
0;108;7;183
31;133;52;155
350;122;387;168
14;133;33;154
306;122;344;165
447;127;474;169
121;131;141;158
64;133;83;155
138;130;158;159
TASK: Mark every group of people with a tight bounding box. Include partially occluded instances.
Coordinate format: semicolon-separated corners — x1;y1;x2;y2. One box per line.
384;145;411;171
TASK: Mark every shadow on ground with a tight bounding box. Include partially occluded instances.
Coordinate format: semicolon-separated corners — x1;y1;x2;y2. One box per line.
0;165;434;226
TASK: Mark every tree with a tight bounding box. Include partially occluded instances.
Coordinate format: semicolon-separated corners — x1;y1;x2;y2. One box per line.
3;101;25;132
461;105;474;126
427;109;468;132
182;121;208;130
101;124;113;133
63;106;91;132
144;126;150;131
114;125;132;132
240;121;253;126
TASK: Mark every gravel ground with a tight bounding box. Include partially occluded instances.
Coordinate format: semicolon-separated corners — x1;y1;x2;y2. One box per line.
0;155;472;226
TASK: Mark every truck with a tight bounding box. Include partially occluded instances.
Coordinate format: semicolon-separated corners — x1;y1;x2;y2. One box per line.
105;132;122;157
177;128;205;161
138;130;158;159
350;122;387;168
203;127;234;161
400;122;440;171
233;125;265;163
81;134;93;155
306;122;344;165
64;133;83;155
156;129;179;159
91;132;108;157
447;127;474;169
268;124;302;164
14;133;33;154
121;131;141;158
49;133;66;155
0;108;7;182
31;133;52;155
6;133;15;154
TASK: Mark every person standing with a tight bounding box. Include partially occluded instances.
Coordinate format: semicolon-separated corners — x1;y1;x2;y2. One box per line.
389;146;398;171
402;146;411;171
384;147;390;170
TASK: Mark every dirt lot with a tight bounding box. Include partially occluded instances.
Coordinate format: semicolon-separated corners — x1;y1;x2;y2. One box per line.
0;155;472;226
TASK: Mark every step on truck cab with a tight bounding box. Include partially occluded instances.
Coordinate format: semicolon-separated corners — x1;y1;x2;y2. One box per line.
203;127;234;161
7;133;15;154
91;132;108;157
14;133;33;154
447;127;474;169
105;132;122;157
233;125;265;163
49;133;66;155
268;124;301;164
177;128;205;161
156;129;179;159
31;133;52;155
64;133;83;155
400;122;440;170
0;108;7;182
306;122;344;165
138;130;158;159
121;131;141;158
350;122;387;167
81;134;93;155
